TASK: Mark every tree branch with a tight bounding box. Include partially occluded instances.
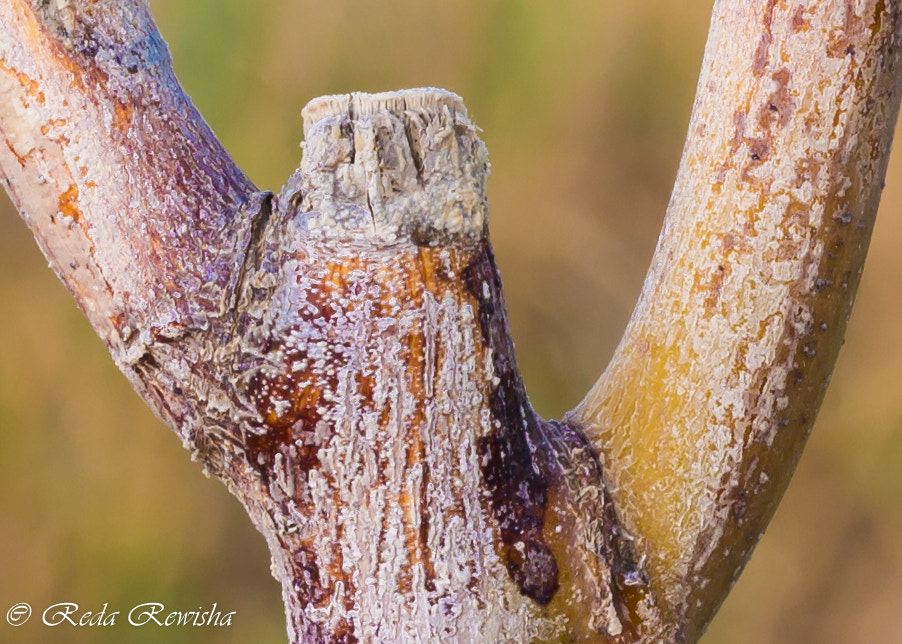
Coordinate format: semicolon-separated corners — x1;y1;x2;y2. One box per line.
0;2;649;638
571;1;902;639
0;0;255;359
2;0;901;643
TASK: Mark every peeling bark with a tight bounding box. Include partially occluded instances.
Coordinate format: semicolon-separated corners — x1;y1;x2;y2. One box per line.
1;0;901;643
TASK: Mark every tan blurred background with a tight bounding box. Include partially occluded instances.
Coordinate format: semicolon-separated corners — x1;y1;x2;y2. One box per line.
2;1;902;642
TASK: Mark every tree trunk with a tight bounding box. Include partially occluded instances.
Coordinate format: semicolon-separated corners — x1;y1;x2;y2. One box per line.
0;1;900;642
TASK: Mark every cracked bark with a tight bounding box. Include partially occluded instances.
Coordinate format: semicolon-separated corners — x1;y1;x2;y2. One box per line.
1;0;900;642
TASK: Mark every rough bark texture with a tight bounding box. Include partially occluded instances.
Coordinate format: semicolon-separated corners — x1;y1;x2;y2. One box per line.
572;1;902;640
0;0;255;357
224;91;651;642
1;0;901;643
0;2;653;638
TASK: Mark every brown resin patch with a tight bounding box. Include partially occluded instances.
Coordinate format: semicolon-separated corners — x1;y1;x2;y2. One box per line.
752;0;779;77
756;68;794;131
462;241;559;605
539;419;655;639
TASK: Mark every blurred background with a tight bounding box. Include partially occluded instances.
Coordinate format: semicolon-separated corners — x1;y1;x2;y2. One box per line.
2;0;902;641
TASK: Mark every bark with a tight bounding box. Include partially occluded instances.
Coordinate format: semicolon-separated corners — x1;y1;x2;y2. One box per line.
0;0;900;643
572;1;902;640
0;2;651;640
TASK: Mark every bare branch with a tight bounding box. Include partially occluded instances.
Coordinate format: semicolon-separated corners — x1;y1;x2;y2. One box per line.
3;0;901;642
571;1;902;638
0;0;255;361
0;2;650;633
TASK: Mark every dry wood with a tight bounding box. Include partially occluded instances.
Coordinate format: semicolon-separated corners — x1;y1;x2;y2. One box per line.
232;89;652;642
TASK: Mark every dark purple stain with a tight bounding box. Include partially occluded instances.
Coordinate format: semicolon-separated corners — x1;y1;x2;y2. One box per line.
462;241;559;605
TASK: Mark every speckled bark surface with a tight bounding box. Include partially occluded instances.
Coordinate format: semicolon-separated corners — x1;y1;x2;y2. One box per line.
0;9;647;635
210;90;649;642
573;1;902;640
2;1;901;642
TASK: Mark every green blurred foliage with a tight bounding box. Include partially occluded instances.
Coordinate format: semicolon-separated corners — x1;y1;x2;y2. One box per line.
2;0;902;642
